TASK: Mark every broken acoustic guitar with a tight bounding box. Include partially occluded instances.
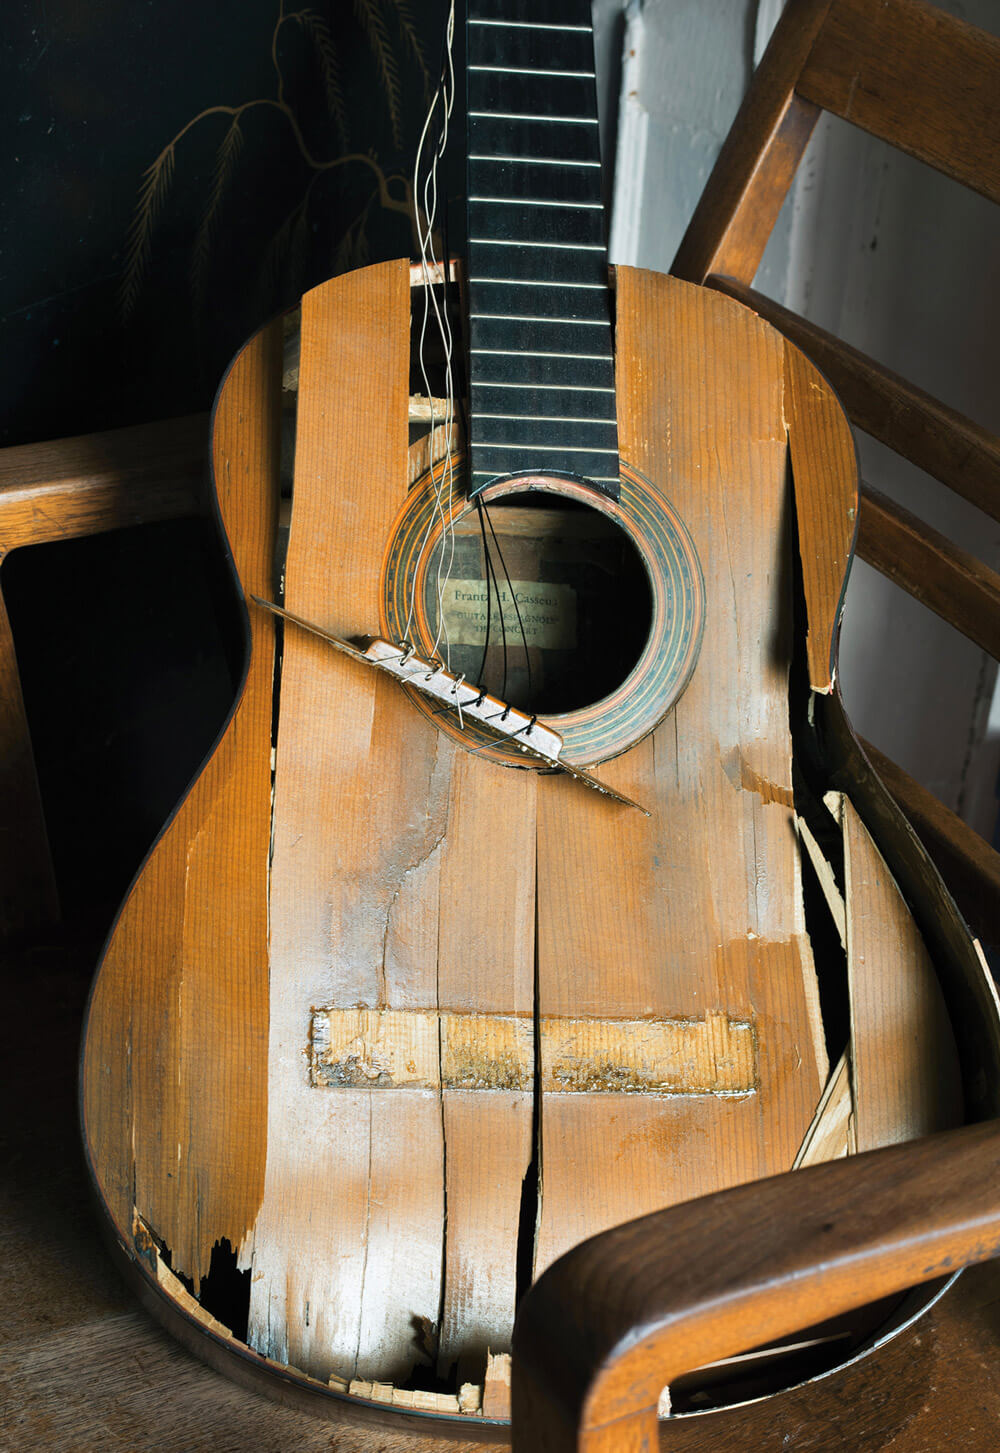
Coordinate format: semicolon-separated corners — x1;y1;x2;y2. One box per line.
81;0;1000;1438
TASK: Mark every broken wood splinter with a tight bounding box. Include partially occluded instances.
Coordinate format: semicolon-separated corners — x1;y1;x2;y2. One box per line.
251;596;649;813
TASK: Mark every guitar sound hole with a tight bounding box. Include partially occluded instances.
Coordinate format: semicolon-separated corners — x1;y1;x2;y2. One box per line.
424;493;653;717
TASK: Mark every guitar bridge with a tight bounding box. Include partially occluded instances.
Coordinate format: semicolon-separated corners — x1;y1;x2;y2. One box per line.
251;598;648;813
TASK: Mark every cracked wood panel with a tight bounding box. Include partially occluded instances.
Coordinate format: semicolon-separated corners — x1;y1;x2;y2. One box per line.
81;325;281;1284
842;797;963;1149
794;1050;855;1167
244;261;533;1386
435;752;535;1380
245;261;442;1385
532;273;829;1275
783;339;858;694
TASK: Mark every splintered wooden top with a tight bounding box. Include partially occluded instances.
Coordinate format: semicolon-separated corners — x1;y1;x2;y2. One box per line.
79;261;987;1422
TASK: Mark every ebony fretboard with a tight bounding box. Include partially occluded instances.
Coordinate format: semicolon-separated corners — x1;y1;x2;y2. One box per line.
466;0;619;498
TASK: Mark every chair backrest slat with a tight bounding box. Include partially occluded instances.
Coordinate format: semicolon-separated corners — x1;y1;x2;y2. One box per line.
708;276;1000;523
858;482;1000;659
861;736;1000;946
799;0;1000;205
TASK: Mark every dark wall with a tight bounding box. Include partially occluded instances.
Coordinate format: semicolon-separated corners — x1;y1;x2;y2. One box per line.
2;0;446;938
2;0;437;444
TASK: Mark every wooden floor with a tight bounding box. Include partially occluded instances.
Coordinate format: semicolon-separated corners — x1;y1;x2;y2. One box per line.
3;936;999;1452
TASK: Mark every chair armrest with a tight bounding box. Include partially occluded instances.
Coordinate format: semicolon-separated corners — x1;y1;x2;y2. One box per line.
511;1120;1000;1452
0;412;207;551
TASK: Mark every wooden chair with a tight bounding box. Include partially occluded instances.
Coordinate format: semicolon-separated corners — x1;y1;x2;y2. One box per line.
671;0;1000;949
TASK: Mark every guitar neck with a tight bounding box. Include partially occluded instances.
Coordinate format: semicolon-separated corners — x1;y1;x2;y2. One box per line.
465;0;620;496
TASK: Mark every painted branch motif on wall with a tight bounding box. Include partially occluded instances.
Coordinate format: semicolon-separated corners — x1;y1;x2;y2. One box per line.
119;0;429;320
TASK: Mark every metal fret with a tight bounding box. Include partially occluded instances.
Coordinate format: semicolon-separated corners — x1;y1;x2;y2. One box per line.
469;20;592;31
469;238;604;250
471;314;605;325
474;278;605;288
473;442;619;454
474;414;617;425
469;65;596;78
474;358;615;387
474;381;615;393
471;349;612;361
469;196;604;209
468;155;601;167
468;111;598;123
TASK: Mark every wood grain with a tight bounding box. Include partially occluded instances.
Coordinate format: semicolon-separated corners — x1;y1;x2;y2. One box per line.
792;1049;854;1167
245;261;446;1385
308;1008;533;1091
539;1013;756;1095
842;797;963;1149
243;262;535;1386
435;753;535;1379
708;277;1000;522
800;0;1000;205
796;808;847;949
822;692;1000;1131
532;270;829;1277
783;339;858;694
81;328;281;1285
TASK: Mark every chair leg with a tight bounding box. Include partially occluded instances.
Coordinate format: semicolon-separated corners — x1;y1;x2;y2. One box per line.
0;578;60;940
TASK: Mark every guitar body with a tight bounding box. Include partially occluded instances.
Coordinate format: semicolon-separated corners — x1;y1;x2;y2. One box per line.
81;261;999;1433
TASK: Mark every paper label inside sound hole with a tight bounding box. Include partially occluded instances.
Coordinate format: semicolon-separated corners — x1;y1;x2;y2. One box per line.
440;579;577;651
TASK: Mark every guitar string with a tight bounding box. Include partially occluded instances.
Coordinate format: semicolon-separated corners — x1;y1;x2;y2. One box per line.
482;492;535;705
476;497;509;700
407;3;537;723
409;39;454;653
404;0;458;666
474;497;495;688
